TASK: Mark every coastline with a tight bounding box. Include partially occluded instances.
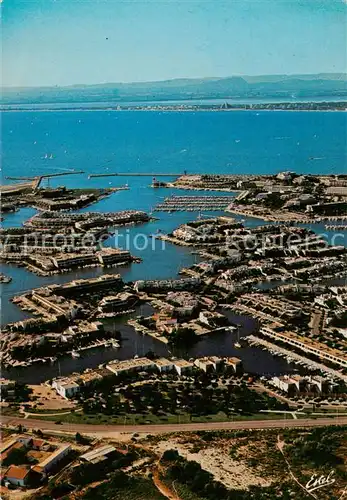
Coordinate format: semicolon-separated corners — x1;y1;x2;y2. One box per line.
1;107;346;113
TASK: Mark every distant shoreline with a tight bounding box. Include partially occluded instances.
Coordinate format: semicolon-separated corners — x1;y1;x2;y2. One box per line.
1;105;346;113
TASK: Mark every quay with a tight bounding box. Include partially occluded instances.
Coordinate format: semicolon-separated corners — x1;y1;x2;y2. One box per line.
226;206;347;224
246;335;347;383
69;339;118;355
128;319;169;343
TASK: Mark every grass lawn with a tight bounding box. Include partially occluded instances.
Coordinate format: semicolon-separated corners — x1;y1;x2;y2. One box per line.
0;406;21;417
26;407;81;415
31;410;297;425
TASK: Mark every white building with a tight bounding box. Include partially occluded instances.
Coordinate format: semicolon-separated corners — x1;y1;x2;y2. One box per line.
271;375;303;393
155;358;175;373
225;357;242;373
80;445;117;463
307;375;328;393
52;378;80;399
194;356;222;372
36;444;71;473
173;359;194;376
106;357;155;376
4;466;30;487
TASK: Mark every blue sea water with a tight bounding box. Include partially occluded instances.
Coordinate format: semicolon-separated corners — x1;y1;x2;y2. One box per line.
2;110;347;181
1;110;346;381
1;110;347;315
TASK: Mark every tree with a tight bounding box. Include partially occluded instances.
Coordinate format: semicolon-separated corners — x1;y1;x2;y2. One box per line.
3;447;31;466
263;192;285;209
75;432;83;443
161;449;179;462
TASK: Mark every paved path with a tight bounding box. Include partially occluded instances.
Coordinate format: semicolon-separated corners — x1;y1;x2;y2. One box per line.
1;416;347;436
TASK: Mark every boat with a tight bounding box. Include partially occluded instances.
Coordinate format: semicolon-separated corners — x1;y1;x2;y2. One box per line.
234;324;243;349
71;350;80;358
225;325;236;332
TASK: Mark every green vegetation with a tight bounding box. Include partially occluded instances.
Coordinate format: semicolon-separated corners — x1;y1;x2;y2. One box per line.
1;382;33;403
263;192;286;209
284;426;347;468
161;449;305;500
2;447;37;467
70;451;136;486
63;370;288;423
31;409;287;425
167;327;198;347
82;472;165;500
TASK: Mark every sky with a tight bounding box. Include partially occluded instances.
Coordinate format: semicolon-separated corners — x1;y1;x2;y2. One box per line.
2;0;347;87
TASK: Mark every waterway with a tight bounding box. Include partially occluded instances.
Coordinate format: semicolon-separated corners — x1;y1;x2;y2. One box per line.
2;307;299;384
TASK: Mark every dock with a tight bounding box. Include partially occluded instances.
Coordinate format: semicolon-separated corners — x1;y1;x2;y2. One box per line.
325;225;347;231
155;195;235;212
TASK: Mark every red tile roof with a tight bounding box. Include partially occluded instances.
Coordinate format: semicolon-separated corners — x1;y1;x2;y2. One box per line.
1;442;25;461
5;465;30;480
31;439;45;448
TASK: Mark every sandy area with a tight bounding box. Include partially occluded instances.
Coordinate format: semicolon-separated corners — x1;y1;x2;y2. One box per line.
152;437;272;490
28;384;76;410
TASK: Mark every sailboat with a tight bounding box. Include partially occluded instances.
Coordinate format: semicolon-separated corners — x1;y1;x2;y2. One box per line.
234;324;242;349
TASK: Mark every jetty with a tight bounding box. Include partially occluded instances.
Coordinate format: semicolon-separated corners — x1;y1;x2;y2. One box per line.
89;172;183;178
5;171;85;190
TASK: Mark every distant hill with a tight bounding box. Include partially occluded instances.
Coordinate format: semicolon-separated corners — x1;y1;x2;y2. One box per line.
2;73;347;105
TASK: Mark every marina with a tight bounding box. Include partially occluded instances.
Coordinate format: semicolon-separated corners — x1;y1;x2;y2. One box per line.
155;195;235;212
246;335;347;383
1;110;347;385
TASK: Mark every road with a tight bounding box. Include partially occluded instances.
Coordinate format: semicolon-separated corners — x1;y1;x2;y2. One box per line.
1;416;347;436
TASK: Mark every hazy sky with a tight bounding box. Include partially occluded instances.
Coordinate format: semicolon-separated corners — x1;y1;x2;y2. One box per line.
3;0;347;87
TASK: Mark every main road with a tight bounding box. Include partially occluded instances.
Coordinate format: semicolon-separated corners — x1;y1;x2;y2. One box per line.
1;415;346;436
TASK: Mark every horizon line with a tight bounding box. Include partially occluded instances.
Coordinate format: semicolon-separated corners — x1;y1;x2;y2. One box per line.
2;72;347;91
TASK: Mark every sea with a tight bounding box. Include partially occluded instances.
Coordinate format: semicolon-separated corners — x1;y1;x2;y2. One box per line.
1;109;346;382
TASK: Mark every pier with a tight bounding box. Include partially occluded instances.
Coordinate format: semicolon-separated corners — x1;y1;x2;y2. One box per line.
3;171;85;193
155;195;235;212
325;225;347;231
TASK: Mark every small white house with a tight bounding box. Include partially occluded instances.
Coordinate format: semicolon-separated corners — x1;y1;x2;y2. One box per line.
4;466;30;487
